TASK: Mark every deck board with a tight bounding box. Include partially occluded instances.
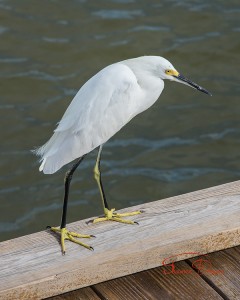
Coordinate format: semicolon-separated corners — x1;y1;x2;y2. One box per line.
1;180;240;299
188;246;240;299
48;287;101;300
92;261;223;300
49;246;240;300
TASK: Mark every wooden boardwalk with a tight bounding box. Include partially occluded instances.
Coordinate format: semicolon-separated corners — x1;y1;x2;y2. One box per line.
49;245;240;300
0;180;240;299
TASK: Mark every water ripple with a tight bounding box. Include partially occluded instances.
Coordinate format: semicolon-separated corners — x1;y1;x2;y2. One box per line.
0;203;59;232
200;128;240;140
129;25;170;32
1;70;77;81
42;37;70;44
107;137;197;149
0;198;88;233
92;9;144;19
0;57;28;63
106;167;240;182
112;0;135;3
0;26;8;34
110;39;130;46
0;187;20;194
107;127;240;151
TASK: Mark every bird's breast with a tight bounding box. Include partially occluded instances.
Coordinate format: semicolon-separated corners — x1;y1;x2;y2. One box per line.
133;76;164;115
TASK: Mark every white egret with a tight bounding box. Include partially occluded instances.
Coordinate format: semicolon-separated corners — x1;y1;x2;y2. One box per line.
34;56;211;254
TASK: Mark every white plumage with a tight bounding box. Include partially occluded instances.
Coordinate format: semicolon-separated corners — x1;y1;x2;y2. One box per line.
35;56;210;174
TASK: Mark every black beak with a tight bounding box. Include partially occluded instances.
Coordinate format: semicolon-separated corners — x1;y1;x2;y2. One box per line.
173;74;212;96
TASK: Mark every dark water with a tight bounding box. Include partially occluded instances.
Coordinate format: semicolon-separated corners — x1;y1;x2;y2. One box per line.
0;0;240;241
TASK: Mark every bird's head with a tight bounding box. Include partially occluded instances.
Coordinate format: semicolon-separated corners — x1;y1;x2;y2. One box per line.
157;56;212;96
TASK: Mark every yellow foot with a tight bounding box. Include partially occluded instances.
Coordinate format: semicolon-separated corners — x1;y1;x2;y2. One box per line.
47;226;94;255
90;208;143;225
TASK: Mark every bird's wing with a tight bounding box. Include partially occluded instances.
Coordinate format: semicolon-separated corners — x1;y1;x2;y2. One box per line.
36;63;142;174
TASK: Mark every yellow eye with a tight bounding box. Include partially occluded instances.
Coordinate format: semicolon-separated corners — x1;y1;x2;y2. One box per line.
165;69;179;76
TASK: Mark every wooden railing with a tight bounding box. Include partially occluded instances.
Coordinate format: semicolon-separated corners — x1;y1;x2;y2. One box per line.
1;180;240;299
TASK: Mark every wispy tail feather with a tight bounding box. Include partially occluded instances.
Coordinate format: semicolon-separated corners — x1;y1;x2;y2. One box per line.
39;158;46;172
32;132;69;174
33;124;109;174
33;131;95;174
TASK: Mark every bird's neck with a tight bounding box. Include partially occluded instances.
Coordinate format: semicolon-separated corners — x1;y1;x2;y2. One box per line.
122;58;164;95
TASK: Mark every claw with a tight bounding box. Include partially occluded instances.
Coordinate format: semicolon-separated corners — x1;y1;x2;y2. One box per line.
48;226;94;254
86;220;94;225
90;208;143;225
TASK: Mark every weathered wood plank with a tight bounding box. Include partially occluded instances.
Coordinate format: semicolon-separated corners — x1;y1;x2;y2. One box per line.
188;247;240;299
92;261;223;300
49;246;240;300
46;287;101;300
1;180;240;299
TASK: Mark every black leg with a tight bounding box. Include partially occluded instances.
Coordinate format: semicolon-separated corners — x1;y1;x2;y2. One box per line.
60;155;86;229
